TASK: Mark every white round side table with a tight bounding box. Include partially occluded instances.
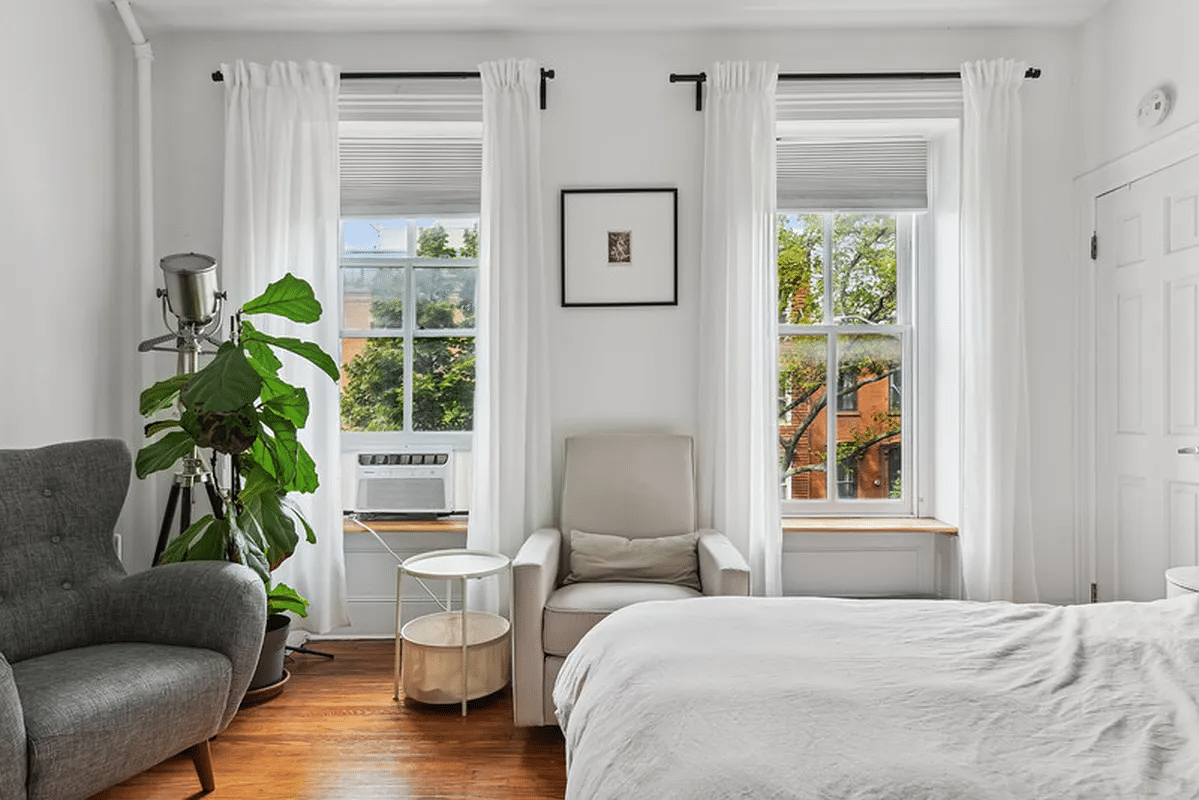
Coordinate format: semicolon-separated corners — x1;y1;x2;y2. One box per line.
393;548;510;716
1166;566;1199;598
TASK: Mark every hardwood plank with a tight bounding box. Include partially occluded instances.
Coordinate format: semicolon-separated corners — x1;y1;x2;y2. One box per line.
91;640;566;800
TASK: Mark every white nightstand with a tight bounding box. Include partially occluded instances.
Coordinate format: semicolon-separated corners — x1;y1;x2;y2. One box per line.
1165;566;1199;598
393;549;511;716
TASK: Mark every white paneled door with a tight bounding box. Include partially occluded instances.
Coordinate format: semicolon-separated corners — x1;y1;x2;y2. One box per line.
1096;154;1199;601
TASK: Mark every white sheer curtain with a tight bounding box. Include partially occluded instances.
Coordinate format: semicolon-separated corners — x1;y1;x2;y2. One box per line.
959;59;1039;603
221;60;349;632
696;61;782;596
468;59;553;612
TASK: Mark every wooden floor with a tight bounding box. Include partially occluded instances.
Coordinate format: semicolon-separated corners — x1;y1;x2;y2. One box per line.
92;640;567;800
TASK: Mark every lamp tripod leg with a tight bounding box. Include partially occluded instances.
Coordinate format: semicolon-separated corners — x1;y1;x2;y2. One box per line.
204;480;224;519
152;483;182;565
179;485;192;532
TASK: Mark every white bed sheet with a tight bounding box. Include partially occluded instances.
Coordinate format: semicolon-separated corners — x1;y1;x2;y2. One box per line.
554;595;1199;800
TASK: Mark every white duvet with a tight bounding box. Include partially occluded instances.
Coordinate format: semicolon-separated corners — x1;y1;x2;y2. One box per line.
554;596;1199;800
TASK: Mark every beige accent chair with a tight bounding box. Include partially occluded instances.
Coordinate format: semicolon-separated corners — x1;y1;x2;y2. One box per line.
511;433;751;726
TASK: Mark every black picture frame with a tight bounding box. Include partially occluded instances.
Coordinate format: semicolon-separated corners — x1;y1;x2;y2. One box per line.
560;187;679;307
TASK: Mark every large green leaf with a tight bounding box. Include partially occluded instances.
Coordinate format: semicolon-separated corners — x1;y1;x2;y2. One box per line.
289;441;319;494
243;491;300;570
238;460;281;504
181;342;262;413
159;514;213;563
240;273;322;323
256;372;296;403
135;431;196;479
228;518;271;584
282;496;318;545
262;385;309;428
249;436;279;482
267;581;309;618
257;411;300;486
187;520;232;561
143;419;182;437
242;328;340;383
139;373;190;416
244;334;283;377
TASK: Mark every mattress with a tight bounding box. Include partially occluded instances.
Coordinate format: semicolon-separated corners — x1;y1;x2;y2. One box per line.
554;595;1199;800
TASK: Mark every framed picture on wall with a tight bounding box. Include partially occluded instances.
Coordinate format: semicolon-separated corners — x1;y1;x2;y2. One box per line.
560;187;678;307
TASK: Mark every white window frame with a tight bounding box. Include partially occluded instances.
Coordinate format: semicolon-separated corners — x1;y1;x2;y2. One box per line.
338;214;478;451
778;210;918;517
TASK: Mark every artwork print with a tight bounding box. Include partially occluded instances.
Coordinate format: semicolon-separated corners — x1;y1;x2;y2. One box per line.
608;230;632;264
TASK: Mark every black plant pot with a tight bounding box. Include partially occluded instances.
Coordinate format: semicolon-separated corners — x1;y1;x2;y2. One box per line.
248;613;290;691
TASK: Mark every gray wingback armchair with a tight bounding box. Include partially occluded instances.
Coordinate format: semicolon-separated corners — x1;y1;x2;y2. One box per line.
0;439;266;799
511;433;750;727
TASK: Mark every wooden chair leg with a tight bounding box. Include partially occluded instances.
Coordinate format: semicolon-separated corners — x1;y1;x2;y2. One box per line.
189;740;215;793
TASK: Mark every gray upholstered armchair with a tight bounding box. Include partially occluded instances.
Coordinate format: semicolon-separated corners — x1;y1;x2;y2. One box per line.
0;439;267;799
511;433;750;727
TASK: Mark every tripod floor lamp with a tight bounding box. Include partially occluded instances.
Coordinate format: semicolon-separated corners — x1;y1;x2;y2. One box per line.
137;252;226;565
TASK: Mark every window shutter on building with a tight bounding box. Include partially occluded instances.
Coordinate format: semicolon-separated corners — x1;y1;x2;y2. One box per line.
338;80;482;216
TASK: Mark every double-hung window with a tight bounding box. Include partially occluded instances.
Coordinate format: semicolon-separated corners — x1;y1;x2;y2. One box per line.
336;80;482;445
776;137;924;515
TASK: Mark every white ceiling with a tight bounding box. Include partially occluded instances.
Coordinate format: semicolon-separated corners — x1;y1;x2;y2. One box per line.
126;0;1112;33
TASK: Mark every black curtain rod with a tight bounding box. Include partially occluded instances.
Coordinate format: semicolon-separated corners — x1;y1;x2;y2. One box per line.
670;67;1042;111
211;67;557;110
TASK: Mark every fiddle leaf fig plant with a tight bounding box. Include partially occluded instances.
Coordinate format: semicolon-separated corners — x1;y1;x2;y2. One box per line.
137;273;340;617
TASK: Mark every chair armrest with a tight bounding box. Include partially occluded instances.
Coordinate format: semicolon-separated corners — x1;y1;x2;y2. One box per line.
697;529;751;596
0;653;26;799
511;527;561;726
97;561;267;731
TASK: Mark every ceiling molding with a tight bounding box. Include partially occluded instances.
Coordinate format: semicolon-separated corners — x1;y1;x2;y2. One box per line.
127;0;1112;33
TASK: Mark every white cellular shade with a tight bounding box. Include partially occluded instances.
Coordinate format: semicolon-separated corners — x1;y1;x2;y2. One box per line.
777;137;929;211
338;80;482;216
340;135;481;215
775;78;963;121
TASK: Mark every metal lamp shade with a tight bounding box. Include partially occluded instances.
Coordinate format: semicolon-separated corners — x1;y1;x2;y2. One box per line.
160;252;219;325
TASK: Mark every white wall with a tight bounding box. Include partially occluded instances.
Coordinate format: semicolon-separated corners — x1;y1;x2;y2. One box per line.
0;1;133;443
0;1;143;546
1078;0;1199;171
149;25;1081;601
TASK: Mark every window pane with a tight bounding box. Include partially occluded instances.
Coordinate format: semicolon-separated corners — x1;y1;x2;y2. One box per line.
778;214;824;325
836;334;903;500
342;268;404;331
831;214;897;325
778;334;828;500
416;220;479;259
413;337;475;431
340;337;404;431
416;268;477;329
343;219;411;256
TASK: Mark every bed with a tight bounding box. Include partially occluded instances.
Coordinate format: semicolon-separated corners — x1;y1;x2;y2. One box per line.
553;595;1199;799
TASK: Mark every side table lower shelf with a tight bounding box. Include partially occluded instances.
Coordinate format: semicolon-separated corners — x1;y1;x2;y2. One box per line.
400;611;510;705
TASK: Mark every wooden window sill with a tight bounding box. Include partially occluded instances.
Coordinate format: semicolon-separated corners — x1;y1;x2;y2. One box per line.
783;517;957;536
344;516;468;534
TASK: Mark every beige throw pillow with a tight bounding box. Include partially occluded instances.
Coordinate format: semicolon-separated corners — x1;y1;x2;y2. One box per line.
565;530;701;591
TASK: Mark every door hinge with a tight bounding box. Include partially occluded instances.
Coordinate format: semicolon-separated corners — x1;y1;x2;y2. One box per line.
1090;582;1098;603
1090;232;1099;261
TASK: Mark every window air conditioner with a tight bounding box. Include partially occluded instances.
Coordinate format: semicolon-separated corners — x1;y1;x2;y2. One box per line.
349;449;455;515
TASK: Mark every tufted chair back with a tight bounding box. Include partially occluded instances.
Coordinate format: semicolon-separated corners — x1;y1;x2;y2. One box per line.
0;439;130;663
